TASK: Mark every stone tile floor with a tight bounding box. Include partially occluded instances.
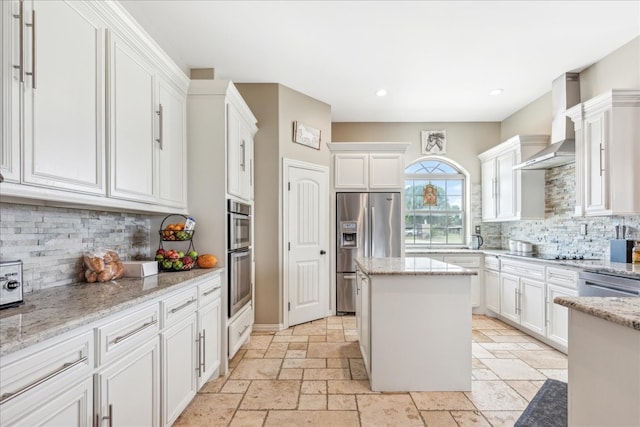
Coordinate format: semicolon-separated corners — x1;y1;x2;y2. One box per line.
174;314;567;426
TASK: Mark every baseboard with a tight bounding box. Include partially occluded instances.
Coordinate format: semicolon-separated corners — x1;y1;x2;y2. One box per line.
252;323;285;332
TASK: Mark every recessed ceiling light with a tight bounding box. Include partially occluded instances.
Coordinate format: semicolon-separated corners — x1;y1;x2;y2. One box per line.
376;89;387;97
489;88;504;96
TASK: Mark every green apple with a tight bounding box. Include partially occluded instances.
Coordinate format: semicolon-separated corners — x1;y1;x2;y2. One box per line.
187;250;198;258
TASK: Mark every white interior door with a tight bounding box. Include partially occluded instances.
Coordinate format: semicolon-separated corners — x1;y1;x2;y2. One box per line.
285;160;329;327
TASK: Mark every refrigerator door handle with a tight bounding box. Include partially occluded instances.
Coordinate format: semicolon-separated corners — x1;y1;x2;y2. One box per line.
363;206;369;258
371;206;375;257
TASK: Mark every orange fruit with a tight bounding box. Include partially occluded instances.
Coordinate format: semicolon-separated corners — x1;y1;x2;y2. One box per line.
197;254;218;268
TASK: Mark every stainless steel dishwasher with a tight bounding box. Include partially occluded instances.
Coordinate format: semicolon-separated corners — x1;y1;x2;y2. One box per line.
578;271;640;297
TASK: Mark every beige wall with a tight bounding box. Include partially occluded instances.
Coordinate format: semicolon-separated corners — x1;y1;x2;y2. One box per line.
501;36;640;141
331;122;500;183
279;85;332;167
499;93;551;142
236;83;332;326
580;36;640;99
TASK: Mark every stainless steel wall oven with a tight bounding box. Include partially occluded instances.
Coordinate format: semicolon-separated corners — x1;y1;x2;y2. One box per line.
228;200;252;317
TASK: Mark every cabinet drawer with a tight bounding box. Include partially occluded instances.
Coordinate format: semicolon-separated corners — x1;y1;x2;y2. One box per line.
198;273;222;308
501;259;545;280
443;255;481;268
546;267;578;289
0;330;93;406
484;256;500;271
162;287;198;327
96;304;159;366
228;305;252;358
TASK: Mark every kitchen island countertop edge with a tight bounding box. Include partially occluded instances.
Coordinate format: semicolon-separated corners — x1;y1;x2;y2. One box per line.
554;296;640;331
355;256;477;276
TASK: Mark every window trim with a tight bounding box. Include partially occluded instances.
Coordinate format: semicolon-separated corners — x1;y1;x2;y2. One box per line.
404;155;471;248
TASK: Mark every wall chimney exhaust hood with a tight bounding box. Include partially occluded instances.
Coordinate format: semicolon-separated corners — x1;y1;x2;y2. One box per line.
514;73;580;170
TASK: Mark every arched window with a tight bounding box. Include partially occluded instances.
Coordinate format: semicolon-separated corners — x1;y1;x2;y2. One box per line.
405;157;468;247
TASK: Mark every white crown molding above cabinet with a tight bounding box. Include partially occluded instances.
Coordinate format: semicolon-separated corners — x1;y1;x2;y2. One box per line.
326;142;410;152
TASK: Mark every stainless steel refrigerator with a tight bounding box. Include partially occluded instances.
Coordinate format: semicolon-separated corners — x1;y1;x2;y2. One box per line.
336;192;402;313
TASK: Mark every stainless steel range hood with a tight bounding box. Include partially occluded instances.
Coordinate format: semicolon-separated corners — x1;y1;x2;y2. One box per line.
514;73;580;170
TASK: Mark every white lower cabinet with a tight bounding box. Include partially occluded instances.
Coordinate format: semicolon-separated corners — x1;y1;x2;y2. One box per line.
0;330;94;427
228;304;253;359
500;273;520;323
162;312;198;426
545;266;578;351
4;377;93;427
499;259;545;336
197;298;221;390
484;256;500;314
96;338;160;427
0;271;224;427
519;278;545;335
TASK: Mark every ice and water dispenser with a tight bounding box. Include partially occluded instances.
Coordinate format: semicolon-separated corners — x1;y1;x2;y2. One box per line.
340;221;358;248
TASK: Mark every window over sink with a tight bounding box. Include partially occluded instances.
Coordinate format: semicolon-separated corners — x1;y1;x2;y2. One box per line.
405;157;468;248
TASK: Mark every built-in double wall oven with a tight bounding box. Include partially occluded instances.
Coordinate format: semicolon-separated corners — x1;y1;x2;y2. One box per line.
228;199;252;317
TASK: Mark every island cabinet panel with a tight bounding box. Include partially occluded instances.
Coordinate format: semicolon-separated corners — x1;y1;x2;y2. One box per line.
360;270;472;392
568;309;640;427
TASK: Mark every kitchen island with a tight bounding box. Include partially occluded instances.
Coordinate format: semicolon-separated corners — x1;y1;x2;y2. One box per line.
555;296;640;427
355;257;477;392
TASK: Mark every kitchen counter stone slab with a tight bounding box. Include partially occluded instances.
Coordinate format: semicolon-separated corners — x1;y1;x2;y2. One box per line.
0;268;223;357
355;257;477;276
554;296;640;331
483;250;640;279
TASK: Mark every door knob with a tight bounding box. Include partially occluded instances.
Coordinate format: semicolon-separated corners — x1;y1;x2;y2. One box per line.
320;250;326;255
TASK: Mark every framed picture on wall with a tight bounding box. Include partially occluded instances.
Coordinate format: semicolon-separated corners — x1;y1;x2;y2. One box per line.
293;121;321;150
421;130;446;154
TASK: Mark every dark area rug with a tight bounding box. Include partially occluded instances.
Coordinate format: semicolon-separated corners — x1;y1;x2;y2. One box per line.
515;378;567;427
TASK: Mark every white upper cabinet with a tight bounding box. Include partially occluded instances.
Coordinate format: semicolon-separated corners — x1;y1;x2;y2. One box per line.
19;0;107;194
478;135;548;222
566;90;640;216
226;100;256;201
328;142;409;191
108;32;157;203
1;1;20;183
334;153;368;189
0;0;189;213
156;76;187;207
369;153;405;189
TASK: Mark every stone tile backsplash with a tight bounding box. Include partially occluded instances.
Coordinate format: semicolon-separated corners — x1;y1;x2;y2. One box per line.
2;162;638;292
0;203;150;292
497;164;640;259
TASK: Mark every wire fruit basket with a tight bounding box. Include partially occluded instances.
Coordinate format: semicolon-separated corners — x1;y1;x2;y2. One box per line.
157;214;198;272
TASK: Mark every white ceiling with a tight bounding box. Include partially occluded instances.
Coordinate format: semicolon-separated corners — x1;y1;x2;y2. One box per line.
120;1;640;122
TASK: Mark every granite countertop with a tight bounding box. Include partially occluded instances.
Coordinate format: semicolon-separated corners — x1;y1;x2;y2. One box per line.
554;296;640;331
355;257;478;276
0;268;223;357
483;250;640;280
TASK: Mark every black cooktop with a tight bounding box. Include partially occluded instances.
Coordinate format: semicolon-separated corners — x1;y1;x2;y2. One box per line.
504;252;599;261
